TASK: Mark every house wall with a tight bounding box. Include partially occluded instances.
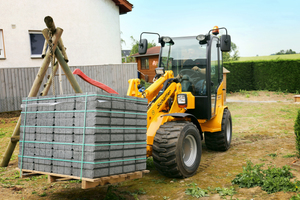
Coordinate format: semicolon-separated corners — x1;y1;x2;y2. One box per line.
0;0;122;68
137;55;158;82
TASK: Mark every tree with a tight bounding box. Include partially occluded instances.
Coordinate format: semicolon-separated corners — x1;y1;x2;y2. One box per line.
222;42;239;62
275;50;285;55
129;36;156;55
274;49;296;55
286;49;296;54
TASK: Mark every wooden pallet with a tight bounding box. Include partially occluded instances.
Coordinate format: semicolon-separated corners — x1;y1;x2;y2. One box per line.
21;169;150;189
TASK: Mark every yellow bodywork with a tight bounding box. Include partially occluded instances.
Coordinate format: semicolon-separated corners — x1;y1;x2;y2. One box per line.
127;71;227;157
200;81;228;133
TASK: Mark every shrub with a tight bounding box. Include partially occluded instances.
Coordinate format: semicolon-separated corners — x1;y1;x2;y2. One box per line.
224;61;254;92
295;110;300;158
139;79;151;89
224;59;300;93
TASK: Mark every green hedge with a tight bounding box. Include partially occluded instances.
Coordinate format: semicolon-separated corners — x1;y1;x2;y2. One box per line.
295;109;300;158
224;59;300;93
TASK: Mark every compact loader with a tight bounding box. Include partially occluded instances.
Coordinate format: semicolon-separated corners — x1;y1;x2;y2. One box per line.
127;26;232;178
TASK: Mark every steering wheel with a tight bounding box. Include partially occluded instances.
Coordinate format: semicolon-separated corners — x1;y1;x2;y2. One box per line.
179;69;198;78
178;69;204;83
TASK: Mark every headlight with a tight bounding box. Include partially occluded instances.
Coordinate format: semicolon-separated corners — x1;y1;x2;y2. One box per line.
162;37;172;43
177;94;187;108
155;67;165;75
196;34;205;41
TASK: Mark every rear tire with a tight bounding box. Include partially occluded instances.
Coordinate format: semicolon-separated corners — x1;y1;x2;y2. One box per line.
205;109;232;151
152;121;202;178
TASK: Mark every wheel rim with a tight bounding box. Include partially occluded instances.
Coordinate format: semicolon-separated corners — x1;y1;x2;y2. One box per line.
226;118;231;143
182;135;197;167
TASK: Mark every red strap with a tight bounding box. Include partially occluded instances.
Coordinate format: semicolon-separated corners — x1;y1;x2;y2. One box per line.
72;68;119;94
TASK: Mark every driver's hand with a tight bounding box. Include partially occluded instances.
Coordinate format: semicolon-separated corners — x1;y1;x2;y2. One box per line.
200;68;206;74
175;74;182;79
192;66;206;74
192;66;200;71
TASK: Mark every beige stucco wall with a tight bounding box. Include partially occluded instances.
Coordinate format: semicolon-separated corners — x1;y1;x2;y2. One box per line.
0;0;122;68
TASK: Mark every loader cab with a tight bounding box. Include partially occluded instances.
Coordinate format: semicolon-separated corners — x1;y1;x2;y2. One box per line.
159;35;225;120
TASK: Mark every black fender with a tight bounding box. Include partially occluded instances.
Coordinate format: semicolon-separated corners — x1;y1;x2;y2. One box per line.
163;113;203;139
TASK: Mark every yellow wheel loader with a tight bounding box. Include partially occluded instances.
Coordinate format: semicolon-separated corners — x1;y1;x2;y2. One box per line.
127;26;232;178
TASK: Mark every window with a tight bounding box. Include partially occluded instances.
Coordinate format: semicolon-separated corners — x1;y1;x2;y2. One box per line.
141;57;149;69
0;29;5;59
219;44;223;83
210;37;219;117
29;31;45;58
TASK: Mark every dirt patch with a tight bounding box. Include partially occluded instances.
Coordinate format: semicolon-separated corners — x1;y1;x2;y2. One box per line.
0;92;299;199
0;111;20;122
0;111;20;129
10;186;23;191
227;90;296;102
231;134;275;147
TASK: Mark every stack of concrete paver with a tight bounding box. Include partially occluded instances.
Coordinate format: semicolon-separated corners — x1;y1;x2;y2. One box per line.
19;92;148;179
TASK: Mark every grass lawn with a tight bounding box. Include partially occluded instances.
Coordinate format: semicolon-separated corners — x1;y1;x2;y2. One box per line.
0;91;300;199
238;54;300;62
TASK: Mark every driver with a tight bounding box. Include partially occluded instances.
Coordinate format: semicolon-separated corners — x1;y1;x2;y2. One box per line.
175;66;206;79
175;65;207;95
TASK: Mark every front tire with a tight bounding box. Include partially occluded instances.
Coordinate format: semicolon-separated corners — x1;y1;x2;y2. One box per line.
152;121;202;178
205;109;232;151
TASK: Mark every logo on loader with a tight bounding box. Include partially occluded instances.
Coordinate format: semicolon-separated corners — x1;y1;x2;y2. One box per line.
157;90;171;110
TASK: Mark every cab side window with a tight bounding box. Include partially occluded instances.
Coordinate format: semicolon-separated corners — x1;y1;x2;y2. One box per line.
210;38;219;116
210;38;219;93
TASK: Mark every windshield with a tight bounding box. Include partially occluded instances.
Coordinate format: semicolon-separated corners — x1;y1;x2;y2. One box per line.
160;36;207;95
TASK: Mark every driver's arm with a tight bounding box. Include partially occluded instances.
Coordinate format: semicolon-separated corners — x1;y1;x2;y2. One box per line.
192;66;206;74
175;73;182;79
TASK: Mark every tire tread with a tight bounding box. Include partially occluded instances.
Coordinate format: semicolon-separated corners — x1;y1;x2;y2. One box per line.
205;109;232;151
153;121;199;178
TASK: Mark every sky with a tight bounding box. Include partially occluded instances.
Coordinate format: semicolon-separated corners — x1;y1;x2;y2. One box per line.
120;0;300;57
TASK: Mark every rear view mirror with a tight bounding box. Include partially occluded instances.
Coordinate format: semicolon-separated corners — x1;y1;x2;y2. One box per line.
220;35;231;52
138;39;148;55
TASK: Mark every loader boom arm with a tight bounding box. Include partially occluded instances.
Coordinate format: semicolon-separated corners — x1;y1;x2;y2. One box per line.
127;71;175;103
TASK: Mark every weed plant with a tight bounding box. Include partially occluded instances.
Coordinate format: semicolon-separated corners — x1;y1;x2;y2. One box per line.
186;184;236;198
231;161;265;188
251;91;259;96
267;153;277;159
239;90;249;95
207;186;237;196
104;185;125;200
39;192;47;197
146;157;155;170
104;185;146;200
290;194;300;200
215;187;237;196
232;160;299;194
282;154;296;158
151;178;166;184
185;183;209;198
